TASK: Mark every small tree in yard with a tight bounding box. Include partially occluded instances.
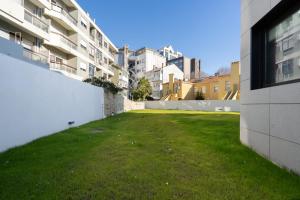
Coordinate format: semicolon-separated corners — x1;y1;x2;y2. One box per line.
195;91;205;100
132;77;152;101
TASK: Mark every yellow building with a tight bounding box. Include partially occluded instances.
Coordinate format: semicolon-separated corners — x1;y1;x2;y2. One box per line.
161;61;240;101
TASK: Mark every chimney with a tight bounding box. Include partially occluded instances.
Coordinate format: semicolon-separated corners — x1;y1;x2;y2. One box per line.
169;74;174;93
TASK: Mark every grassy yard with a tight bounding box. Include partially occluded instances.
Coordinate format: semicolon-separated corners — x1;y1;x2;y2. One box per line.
0;110;300;200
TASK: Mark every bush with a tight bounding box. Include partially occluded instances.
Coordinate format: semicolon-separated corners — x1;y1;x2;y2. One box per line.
195;91;205;100
84;77;122;94
132;77;152;101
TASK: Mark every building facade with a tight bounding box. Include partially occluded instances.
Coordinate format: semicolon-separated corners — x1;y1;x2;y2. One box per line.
194;61;240;100
158;45;182;61
167;56;201;81
115;45;130;96
145;64;184;99
0;0;118;81
128;47;166;99
241;0;300;174
162;61;240;101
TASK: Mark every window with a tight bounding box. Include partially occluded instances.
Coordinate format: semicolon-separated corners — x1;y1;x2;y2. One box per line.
104;57;108;64
89;44;95;57
202;86;206;94
104;42;108;48
225;81;231;91
80;40;87;50
89;64;95;77
80;17;87;29
213;85;219;93
251;0;300;89
80;62;87;71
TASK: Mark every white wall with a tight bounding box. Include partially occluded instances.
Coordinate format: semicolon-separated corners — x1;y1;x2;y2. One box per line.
241;0;300;175
162;64;184;83
0;54;104;152
145;100;240;112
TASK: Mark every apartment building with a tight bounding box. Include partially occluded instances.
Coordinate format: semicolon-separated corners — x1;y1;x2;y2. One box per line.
162;61;240;101
167;56;201;81
0;0;118;81
115;45;130;96
241;0;300;175
158;45;182;61
128;47;166;98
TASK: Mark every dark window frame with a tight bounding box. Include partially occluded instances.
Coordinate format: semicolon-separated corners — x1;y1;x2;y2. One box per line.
251;0;300;90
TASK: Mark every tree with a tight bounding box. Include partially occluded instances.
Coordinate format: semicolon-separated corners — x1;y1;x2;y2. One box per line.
132;77;152;101
215;67;230;76
195;91;205;100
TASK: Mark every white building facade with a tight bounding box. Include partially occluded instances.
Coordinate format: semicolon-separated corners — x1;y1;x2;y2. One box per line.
145;64;184;99
0;0;118;81
128;47;166;98
241;0;300;175
158;45;182;61
128;47;187;100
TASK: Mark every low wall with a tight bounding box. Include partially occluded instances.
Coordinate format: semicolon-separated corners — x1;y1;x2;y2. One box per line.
124;99;145;111
0;54;104;152
145;100;240;112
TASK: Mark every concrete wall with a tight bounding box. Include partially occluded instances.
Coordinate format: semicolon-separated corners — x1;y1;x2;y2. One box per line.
104;92;145;117
124;99;145;111
241;0;300;175
0;53;104;152
145;100;240;112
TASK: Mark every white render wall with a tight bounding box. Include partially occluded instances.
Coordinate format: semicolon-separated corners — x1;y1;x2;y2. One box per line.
162;64;184;83
240;0;300;174
0;54;104;152
145;101;240;112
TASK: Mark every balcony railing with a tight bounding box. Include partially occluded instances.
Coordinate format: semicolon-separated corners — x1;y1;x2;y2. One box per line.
23;48;48;64
50;61;77;74
51;32;77;50
24;9;49;33
51;3;77;26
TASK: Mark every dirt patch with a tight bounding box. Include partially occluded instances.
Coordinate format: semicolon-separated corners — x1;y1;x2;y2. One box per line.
90;128;105;134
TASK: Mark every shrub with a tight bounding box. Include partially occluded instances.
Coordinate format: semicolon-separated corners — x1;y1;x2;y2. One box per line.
195;91;205;100
84;77;122;94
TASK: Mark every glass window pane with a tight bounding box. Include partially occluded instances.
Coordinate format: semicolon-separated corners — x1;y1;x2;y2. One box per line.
267;9;300;84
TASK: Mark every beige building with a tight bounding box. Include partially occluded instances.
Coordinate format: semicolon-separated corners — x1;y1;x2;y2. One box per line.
162;61;240;101
0;0;118;81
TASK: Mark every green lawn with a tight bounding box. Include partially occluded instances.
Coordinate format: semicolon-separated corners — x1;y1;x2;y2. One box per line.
0;110;300;200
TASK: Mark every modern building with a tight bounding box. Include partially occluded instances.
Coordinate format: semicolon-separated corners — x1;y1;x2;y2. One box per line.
158;45;182;61
167;56;201;81
0;0;118;81
241;0;300;175
162;61;240;101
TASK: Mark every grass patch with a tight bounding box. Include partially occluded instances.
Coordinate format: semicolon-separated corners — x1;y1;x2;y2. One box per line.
0;110;299;199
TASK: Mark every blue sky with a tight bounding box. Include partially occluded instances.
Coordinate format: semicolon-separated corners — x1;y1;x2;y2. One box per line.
77;0;240;75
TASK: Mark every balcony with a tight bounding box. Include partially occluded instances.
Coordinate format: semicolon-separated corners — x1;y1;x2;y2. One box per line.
24;9;49;33
50;61;77;74
45;32;77;56
23;48;48;65
44;3;78;32
51;3;77;26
